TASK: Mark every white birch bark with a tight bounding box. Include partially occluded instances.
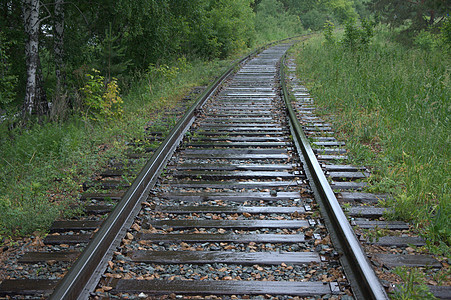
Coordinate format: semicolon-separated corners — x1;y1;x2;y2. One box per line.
54;0;65;93
22;0;47;116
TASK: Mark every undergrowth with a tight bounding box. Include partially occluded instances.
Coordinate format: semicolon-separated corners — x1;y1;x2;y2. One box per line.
292;26;450;252
0;57;231;239
392;267;436;299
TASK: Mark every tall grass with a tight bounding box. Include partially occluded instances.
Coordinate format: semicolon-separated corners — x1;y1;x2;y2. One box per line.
293;29;450;248
0;58;231;238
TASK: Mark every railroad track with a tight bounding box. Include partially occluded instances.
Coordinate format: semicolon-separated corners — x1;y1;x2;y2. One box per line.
0;41;389;299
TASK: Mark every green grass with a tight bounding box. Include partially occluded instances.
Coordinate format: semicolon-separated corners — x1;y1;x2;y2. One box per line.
0;57;231;239
292;28;450;251
392;267;436;299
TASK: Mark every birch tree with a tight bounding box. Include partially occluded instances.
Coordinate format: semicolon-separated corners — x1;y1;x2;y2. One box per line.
54;0;65;94
22;0;47;116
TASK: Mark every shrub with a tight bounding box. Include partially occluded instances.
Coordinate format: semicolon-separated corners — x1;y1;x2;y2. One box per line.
147;64;179;82
302;9;328;31
323;20;336;45
414;30;437;51
81;69;123;121
342;20;361;50
342;18;375;51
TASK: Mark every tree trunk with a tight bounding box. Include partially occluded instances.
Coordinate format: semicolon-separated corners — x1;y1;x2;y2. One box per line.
54;0;65;93
22;0;48;116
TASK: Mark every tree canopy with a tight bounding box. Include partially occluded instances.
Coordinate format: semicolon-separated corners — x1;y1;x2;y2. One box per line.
368;0;450;30
1;0;258;116
1;0;448;118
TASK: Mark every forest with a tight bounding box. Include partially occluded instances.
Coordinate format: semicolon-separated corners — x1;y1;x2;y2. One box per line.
1;0;448;118
0;0;368;117
0;0;449;251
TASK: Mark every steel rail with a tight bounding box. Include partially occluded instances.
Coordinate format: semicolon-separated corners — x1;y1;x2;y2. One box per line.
49;45;273;300
280;52;389;299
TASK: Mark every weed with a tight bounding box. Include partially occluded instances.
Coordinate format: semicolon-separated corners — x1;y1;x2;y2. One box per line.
323;21;335;46
342;202;351;216
342;202;351;211
363;225;388;243
392;267;436;300
432;267;451;285
185;131;193;143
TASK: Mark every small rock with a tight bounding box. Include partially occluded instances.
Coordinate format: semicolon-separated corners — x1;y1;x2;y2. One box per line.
31;236;45;247
47;260;57;266
372;260;382;267
405;246;415;253
380;280;390;287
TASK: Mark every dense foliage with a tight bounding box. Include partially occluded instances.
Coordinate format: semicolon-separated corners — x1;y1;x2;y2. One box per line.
278;0;363;30
254;0;302;43
368;0;449;31
1;0;257;117
2;0;447;118
0;0;371;118
0;31;17;105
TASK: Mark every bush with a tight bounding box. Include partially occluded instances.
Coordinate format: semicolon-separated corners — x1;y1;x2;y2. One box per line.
413;20;451;53
81;69;123;121
191;0;255;58
414;30;437;51
302;9;328;31
323;21;336;45
342;18;374;51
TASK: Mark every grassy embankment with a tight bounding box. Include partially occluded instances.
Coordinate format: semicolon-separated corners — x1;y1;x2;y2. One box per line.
0;58;232;239
292;28;450;254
